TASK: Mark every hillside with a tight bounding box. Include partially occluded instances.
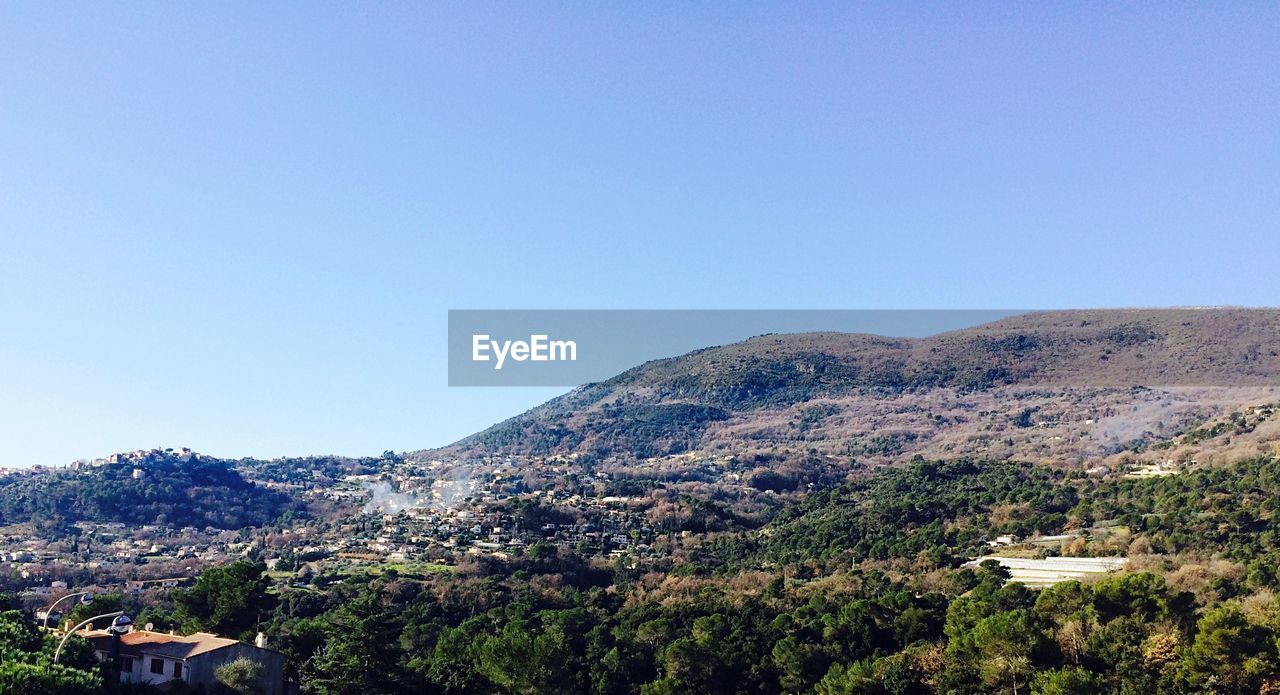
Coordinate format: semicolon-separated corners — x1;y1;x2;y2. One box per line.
431;309;1280;465
0;449;305;536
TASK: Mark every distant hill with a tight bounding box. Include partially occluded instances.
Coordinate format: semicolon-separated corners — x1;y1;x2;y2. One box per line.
0;449;304;535
428;308;1280;464
578;308;1280;404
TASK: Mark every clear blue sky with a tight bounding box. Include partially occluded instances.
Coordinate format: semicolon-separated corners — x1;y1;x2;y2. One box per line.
1;3;1277;466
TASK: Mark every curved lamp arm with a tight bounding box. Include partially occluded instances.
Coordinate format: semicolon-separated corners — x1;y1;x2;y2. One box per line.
42;591;92;630
53;611;123;664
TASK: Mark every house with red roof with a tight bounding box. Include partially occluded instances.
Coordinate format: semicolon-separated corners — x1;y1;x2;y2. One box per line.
82;628;285;694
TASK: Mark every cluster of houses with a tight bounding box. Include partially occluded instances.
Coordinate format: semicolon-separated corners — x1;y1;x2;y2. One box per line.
248;454;671;568
28;577;194;627
266;494;657;571
2;520;247;590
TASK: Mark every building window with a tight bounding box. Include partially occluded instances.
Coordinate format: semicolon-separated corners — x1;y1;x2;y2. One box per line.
173;661;183;678
120;656;134;673
150;658;165;674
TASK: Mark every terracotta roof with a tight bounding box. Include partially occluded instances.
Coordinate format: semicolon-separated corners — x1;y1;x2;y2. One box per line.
82;629;238;659
116;632;183;646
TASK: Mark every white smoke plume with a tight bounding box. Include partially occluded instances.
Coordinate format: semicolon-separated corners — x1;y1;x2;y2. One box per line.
362;481;428;514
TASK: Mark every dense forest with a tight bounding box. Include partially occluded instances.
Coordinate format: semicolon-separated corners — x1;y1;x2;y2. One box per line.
692;460;1078;572
14;554;1280;695
691;456;1280;583
266;561;1280;695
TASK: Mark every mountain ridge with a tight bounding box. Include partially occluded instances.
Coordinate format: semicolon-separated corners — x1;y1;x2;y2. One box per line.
424;308;1280;465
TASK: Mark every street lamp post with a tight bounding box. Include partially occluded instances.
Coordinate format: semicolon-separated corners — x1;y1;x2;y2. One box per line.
106;614;132;681
53;611;129;665
42;591;94;630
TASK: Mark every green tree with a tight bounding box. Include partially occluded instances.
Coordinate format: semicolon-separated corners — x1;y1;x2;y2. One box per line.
67;592;124;629
216;657;265;695
815;659;878;695
969;609;1042;695
1092;572;1174;623
772;633;831;693
1033;582;1096;665
424;617;492;694
476;618;576;694
176;560;274;638
0;610;102;695
0;662;102;695
1179;603;1279;695
301;587;408;695
1031;666;1104;695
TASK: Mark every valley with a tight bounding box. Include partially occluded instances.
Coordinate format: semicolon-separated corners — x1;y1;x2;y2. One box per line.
7;309;1280;694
